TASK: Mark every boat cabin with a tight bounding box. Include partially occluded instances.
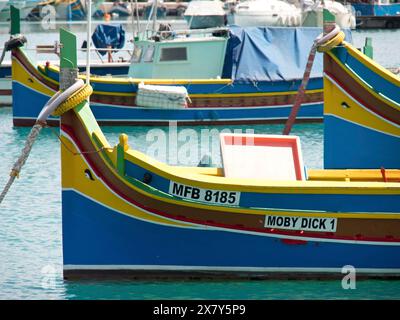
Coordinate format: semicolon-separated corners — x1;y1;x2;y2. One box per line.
128;35;228;79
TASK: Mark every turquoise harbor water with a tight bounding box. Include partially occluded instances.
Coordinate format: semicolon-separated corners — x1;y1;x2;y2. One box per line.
0;24;400;299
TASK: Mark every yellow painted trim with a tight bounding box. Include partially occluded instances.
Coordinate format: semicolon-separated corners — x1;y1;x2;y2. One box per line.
146;165;400;182
61;136;194;227
326;44;400;111
36;65;60;86
72;87;323;99
324;76;400;136
190;89;323;98
308;169;400;182
41;64;233;85
12;57;54;96
39;64;322;98
58;105;400;220
122;148;400;195
88;127;400;195
63;131;400;220
344;41;400;85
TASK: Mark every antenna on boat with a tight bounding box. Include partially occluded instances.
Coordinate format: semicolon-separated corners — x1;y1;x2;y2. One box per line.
85;0;92;92
152;0;158;34
131;0;140;39
143;0;158;37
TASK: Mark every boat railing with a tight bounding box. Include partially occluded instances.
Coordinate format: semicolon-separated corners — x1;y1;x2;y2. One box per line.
0;45;134;54
140;26;230;40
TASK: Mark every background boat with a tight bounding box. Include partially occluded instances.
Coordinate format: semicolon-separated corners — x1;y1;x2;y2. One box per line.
0;0;38;21
227;0;356;29
184;0;226;29
302;0;356;29
350;0;400;29
229;0;302;27
143;0;167;19
11;25;333;126
323;33;400;168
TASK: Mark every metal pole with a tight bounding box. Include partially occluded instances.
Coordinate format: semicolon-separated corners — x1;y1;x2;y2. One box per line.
152;0;158;34
136;0;140;37
85;0;91;89
131;0;140;38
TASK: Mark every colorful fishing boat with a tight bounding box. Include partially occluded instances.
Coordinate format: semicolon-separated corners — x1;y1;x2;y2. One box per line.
11;23;335;126
323;31;400;169
53;15;400;279
1;8;129;105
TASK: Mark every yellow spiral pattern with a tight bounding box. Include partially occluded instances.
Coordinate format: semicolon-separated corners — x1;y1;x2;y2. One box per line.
52;84;93;116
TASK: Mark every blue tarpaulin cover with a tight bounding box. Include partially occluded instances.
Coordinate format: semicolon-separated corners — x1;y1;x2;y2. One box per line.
91;24;126;56
222;26;353;82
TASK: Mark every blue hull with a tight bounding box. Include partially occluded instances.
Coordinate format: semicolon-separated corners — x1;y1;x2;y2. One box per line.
62;190;400;276
324;115;400;169
13;81;323;125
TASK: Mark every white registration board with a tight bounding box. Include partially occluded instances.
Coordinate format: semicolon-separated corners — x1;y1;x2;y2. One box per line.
169;181;241;206
264;215;337;232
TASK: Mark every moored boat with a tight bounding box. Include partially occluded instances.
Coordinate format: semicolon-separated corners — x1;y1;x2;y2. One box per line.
53;20;400;278
0;10;130;105
1;58;128;105
323;31;400;169
11;25;332;126
184;0;226;29
230;0;302;27
0;0;38;21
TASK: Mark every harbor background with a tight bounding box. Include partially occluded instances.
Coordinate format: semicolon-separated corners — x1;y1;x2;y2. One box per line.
0;20;399;299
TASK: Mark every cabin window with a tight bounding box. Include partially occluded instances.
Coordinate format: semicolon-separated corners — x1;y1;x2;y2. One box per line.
143;45;155;62
132;46;143;63
159;47;187;62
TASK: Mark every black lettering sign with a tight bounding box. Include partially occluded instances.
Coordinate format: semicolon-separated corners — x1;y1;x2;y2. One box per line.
191;188;200;199
184;186;192;198
267;216;276;226
172;183;183;196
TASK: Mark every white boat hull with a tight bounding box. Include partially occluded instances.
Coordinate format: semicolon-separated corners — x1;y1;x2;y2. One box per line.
185;15;226;29
233;13;301;27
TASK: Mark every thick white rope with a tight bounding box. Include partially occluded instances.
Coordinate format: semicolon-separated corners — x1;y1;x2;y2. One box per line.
0;79;85;205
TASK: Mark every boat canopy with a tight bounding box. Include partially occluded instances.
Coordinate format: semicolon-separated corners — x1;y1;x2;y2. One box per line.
222;26;353;83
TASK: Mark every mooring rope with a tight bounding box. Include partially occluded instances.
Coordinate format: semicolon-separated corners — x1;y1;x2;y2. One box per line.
282;25;345;135
0;79;90;205
0;123;43;204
